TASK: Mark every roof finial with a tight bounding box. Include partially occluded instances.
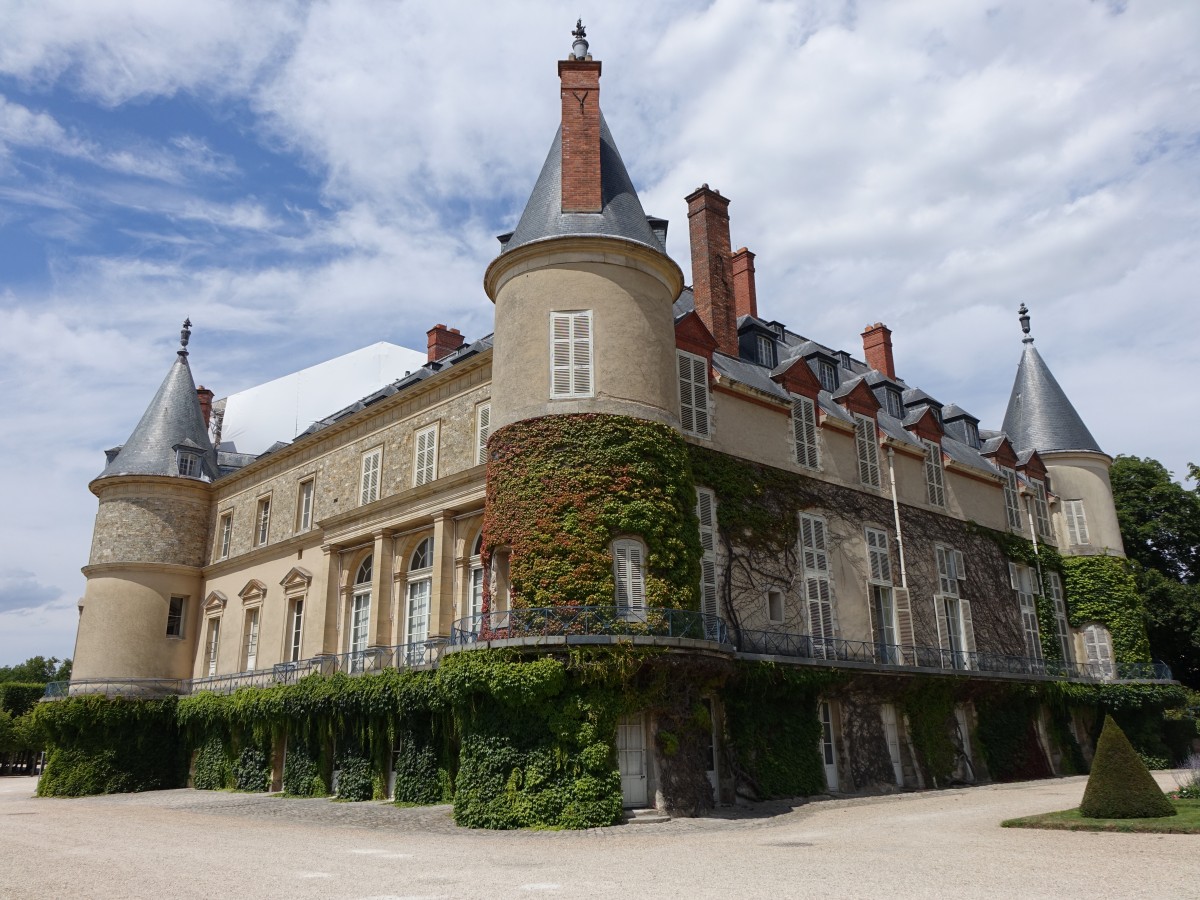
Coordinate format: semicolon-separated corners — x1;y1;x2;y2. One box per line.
179;317;192;357
1018;304;1033;344
571;19;589;60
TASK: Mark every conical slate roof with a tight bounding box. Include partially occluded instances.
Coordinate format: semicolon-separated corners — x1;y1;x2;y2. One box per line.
98;351;217;481
503;113;665;254
1002;342;1102;455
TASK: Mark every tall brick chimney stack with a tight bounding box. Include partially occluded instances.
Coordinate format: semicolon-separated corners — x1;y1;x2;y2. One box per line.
730;247;758;320
195;386;214;428
686;185;738;356
558;21;602;214
862;323;896;379
427;324;465;363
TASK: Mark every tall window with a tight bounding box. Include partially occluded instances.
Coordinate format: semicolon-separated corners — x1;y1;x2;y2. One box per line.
550;310;593;398
288;598;304;663
406;539;433;661
360;448;381;505
1030;478;1052;540
924;441;946;507
817;359;838;393
242;608;260;671
855;415;881;488
883;388;904;419
413;425;438;486
166;596;185;638
865;527;896;663
349;556;372;668
800;513;835;655
791;395;819;469
476;403;491;466
1001;468;1022;530
696;488;718;622
934;544;972;669
1064;499;1089;546
1082;622;1115;679
677;350;710;437
468;533;484;620
755;333;775;367
255;497;271;547
963;421;980;449
205;618;220;676
612;539;647;616
218;513;233;560
296;479;314;532
1044;571;1071;664
1009;563;1043;664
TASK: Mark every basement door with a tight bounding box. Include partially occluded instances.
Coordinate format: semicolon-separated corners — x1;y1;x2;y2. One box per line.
819;702;839;792
617;714;649;808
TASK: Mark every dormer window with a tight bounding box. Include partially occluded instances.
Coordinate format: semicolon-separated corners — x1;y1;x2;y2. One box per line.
817;359;839;393
177;449;201;477
755;333;775;367
883;388;903;419
929;405;943;427
839;351;853;369
963;421;980;449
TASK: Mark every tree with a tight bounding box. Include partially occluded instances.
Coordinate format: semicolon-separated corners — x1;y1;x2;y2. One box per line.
1080;715;1175;819
1109;456;1200;688
0;656;71;684
1110;456;1200;584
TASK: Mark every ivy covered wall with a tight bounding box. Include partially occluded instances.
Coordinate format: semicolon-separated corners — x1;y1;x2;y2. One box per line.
484;414;701;611
1062;555;1152;662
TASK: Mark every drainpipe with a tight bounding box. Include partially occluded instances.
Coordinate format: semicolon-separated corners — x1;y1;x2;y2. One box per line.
886;446;908;589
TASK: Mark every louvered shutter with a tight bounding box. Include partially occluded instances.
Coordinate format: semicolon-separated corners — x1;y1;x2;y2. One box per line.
627;543;646;612
361;451;380;505
551;313;573;397
678;352;709;437
934;595;949;654
960;598;977;657
415;427;437;486
613;540;646;614
855;416;880;487
476;404;490;465
925;441;945;507
696;488;718;619
792;396;819;468
572;311;592;396
953;550;966;582
893;587;915;659
1003;468;1022;529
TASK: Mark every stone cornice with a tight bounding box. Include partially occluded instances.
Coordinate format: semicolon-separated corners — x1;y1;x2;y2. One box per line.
83;561;202;578
89;475;212;502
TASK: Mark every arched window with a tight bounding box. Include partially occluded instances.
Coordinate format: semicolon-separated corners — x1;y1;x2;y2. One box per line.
1081;622;1114;679
612;538;646;616
406;538;433;659
468;533;485;621
349;555;372;663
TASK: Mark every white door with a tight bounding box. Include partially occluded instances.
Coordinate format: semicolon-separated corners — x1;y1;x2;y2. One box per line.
617;714;648;808
819;702;839;791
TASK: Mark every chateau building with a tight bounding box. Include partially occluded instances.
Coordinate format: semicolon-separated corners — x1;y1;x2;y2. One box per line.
66;26;1164;812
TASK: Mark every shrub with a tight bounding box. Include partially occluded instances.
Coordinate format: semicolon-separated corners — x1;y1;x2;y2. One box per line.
231;746;271;792
37;747;132;796
192;736;230;790
335;752;374;801
1079;715;1175;819
282;741;322;796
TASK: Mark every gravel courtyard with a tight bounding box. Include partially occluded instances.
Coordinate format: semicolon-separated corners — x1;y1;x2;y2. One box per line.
1;772;1195;899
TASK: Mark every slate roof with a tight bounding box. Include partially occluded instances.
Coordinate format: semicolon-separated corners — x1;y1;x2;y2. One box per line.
502;115;666;254
1002;343;1102;454
98;352;217;481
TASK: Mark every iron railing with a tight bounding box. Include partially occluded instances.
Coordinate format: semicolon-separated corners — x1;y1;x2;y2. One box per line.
449;606;728;645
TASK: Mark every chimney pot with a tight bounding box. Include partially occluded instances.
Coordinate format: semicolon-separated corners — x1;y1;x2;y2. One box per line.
731;247;758;321
861;323;896;380
427;324;466;364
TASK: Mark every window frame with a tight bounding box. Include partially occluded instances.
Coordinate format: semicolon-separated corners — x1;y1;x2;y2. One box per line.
1044;570;1071;664
1064;499;1090;546
799;512;836;652
177;449;201;477
166;595;186;639
218;512;233;560
242;607;261;672
1009;562;1043;663
413;424;439;487
816;359;839;393
205;616;221;677
612;537;647;616
287;597;304;663
468;532;485;621
883;388;904;420
766;588;785;624
296;478;315;533
755;333;775;368
475;402;491;466
254;495;271;548
550;309;594;399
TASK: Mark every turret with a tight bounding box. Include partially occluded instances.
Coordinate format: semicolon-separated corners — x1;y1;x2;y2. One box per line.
73;320;216;687
1002;305;1124;555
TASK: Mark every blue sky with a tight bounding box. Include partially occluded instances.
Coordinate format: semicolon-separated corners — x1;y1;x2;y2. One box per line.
1;0;1198;664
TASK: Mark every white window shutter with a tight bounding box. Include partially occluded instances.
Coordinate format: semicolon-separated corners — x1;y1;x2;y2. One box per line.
856;416;880;487
934;595;949;652
893;587;915;651
936;546;953;596
696;488;718;618
678;352;709;437
925;441;946;507
960;598;977;655
678;354;695;434
792;396;818;469
476;404;490;465
953;550;966;581
551;313;573;397
572;312;592;396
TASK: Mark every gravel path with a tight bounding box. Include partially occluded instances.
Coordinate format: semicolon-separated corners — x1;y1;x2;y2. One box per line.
1;772;1195;899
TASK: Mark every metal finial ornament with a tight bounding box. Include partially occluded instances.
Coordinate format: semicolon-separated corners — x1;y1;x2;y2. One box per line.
1017;304;1033;344
179;317;192;356
571;19;589;60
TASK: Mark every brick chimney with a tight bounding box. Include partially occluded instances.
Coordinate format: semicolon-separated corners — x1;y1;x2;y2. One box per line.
686;185;738;356
427;324;465;363
731;247;758;320
195;386;214;428
861;323;896;379
558;53;602;213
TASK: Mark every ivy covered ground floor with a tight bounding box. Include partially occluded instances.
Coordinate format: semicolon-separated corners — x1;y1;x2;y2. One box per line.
32;648;1196;829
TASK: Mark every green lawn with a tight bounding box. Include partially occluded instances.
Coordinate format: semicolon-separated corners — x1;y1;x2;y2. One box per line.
1002;798;1200;833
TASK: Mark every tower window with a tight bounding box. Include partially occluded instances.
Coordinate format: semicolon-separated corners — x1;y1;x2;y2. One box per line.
550;310;593;399
166;596;185;638
177;450;201;477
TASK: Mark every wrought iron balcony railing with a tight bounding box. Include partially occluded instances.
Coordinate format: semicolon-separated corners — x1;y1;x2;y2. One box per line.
449;605;728;645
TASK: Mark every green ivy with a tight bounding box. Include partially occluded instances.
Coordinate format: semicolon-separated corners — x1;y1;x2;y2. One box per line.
193;735;230;790
902;680;958;786
1062;555;1152;662
484;414;701;610
282;740;324;797
232;746;270;792
335;750;374;801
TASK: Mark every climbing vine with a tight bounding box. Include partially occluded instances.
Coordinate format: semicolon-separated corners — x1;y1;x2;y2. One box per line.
484;414;701;611
1061;555;1152;662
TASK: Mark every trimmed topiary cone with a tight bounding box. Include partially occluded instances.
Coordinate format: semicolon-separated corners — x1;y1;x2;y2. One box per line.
1079;715;1175;819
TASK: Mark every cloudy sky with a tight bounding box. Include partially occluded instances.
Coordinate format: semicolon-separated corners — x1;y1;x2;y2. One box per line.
1;0;1197;665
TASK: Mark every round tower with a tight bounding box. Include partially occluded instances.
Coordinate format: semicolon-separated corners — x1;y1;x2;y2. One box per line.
480;27;699;614
1002;305;1125;555
73;321;217;687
